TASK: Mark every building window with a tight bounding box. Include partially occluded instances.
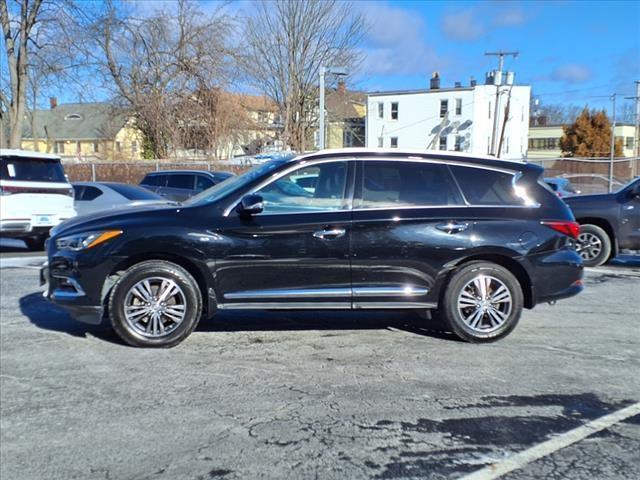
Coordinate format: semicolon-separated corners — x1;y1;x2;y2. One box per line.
626;137;634;149
488;102;492;119
132;140;138;154
455;135;463;151
115;141;122;153
378;102;384;119
391;102;399;120
377;137;383;148
440;100;448;118
455;99;462;115
93;141;99;153
528;138;560;150
439;136;447;150
55;141;64;154
390;137;398;148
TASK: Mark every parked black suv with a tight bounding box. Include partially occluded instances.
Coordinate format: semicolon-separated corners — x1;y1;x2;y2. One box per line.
564;177;640;267
140;170;234;201
42;149;583;347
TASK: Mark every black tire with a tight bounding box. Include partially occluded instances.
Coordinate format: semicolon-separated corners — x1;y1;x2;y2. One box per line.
108;260;202;348
24;235;47;251
577;224;612;267
440;261;523;343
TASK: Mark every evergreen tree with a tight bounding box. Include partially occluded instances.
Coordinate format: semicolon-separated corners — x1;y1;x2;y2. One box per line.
560;107;624;157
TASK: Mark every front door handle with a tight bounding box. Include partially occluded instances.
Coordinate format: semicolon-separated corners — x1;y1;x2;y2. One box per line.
436;222;469;234
313;228;346;240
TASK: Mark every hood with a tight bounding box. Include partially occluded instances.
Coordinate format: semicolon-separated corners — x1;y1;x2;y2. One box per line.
51;202;180;237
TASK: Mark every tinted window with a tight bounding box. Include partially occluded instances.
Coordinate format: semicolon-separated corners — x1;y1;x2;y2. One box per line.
256;162;348;213
82;186;103;201
1;157;66;182
167;174;195;189
450;165;522;205
107;183;161;200
73;185;84;198
141;174;161;187
361;161;463;208
195;175;214;191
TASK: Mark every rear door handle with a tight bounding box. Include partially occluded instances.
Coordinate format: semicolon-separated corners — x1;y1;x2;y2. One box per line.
436;222;469;234
313;228;346;240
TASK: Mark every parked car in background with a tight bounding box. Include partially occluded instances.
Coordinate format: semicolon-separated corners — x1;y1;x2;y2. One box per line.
544;177;580;198
564;177;640;267
1;149;76;250
73;182;171;217
42;148;583;348
139;170;234;201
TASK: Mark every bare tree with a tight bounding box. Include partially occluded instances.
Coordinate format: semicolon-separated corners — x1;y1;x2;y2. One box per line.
242;0;367;152
82;0;236;158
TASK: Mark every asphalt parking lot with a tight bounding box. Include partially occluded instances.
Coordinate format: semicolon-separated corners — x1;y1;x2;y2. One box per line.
1;248;639;480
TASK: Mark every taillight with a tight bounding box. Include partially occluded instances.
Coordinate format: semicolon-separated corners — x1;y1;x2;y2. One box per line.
541;220;580;239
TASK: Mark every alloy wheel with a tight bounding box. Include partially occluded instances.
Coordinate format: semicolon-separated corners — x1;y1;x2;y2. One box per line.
123;276;187;338
576;232;602;261
457;274;513;333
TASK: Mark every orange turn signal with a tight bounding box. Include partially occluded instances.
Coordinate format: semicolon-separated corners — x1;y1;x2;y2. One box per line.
86;230;123;249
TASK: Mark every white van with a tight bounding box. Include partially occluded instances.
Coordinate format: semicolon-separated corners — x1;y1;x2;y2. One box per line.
0;149;76;250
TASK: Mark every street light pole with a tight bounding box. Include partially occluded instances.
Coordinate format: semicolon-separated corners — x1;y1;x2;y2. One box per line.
609;93;616;193
319;66;326;150
318;66;347;151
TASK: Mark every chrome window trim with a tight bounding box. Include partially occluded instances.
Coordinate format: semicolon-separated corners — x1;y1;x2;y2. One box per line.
223;155;540;217
223;157;356;217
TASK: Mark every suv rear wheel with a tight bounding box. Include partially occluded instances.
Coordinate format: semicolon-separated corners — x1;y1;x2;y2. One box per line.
576;224;611;267
441;261;523;343
109;260;202;348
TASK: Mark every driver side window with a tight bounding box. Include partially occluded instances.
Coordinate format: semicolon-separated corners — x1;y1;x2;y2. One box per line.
255;161;348;214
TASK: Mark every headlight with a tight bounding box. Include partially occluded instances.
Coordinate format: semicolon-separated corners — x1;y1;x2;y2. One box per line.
55;230;123;251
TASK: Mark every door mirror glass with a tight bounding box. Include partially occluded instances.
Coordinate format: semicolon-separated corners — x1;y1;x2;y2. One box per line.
238;194;264;215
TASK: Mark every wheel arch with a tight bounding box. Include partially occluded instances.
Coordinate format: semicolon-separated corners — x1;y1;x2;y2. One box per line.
104;252;214;317
445;253;534;309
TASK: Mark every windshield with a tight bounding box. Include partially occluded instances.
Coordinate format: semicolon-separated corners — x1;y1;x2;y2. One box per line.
616;177;640;194
1;156;67;183
184;160;286;206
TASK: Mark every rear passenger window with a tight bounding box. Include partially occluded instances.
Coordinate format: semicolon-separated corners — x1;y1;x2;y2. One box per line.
168;174;195;189
82;186;103;201
450;165;523;205
142;174;160;187
360;161;463;208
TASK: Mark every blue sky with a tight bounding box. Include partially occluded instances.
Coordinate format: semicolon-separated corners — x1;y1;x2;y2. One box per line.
345;0;640;113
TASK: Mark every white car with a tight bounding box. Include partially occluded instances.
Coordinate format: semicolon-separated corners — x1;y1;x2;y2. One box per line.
0;149;76;250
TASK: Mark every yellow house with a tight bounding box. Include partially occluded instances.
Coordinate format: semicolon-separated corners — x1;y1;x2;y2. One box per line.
20;100;144;161
324;82;366;149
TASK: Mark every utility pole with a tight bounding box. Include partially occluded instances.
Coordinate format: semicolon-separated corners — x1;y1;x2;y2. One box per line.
609;93;616;193
485;51;518;156
624;80;640;177
318;66;348;150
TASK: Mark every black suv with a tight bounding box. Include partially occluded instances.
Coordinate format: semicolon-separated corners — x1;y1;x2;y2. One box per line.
564;178;640;267
140;170;234;201
42;149;583;347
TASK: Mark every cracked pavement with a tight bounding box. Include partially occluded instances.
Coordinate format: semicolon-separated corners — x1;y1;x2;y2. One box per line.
1;263;639;480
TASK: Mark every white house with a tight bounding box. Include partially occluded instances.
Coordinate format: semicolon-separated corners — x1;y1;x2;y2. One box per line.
366;73;531;160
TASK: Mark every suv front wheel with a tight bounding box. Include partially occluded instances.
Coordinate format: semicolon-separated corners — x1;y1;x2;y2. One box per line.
441;261;523;343
109;260;202;348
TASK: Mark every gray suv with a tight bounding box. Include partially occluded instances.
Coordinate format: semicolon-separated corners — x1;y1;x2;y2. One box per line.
140;170;234;201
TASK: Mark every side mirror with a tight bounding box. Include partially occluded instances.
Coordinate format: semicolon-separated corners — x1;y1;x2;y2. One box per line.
237;194;263;215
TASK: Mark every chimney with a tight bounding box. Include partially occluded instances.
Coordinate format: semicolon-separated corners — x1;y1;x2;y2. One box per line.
337;80;346;96
454;81;461;88
470;76;477;87
430;72;440;90
49;97;57;109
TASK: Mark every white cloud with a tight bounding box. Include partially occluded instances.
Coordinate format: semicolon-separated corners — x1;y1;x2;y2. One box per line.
358;2;445;76
493;8;526;27
551;64;593;84
440;8;485;41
